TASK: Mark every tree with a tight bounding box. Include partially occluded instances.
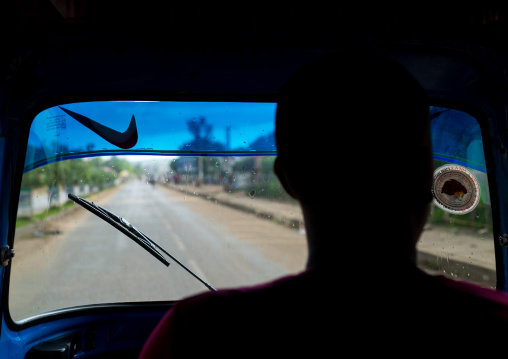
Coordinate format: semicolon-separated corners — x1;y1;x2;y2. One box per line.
185;117;225;151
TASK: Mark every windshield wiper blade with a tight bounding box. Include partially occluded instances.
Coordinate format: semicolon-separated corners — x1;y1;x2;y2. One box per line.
68;193;216;291
68;193;169;266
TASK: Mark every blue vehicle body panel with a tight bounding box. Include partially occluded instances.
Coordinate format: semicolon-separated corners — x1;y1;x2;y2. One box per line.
0;309;167;358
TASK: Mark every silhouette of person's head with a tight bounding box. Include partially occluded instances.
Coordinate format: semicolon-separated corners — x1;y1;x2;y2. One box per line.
274;50;432;266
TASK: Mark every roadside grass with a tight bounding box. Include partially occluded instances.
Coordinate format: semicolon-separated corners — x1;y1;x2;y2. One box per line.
427;202;492;231
16;200;76;228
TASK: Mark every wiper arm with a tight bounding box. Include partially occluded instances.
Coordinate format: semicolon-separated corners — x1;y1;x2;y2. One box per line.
68;193;216;291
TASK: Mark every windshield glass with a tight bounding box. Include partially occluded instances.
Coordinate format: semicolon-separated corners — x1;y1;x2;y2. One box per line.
10;102;494;322
12;101;304;322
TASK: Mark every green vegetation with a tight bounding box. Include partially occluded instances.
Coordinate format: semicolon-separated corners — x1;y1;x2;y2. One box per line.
169;155;296;202
16;198;75;228
17;157;141;229
229;157;296;203
21;156;140;189
427;203;492;231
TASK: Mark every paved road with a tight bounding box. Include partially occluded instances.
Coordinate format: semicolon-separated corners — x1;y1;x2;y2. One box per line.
9;180;497;321
9;180;307;321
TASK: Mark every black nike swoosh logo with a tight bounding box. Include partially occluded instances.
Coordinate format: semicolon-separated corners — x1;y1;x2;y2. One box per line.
59;106;138;149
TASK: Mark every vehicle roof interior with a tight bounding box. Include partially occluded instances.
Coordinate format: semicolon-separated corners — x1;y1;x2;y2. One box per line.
3;2;506;45
1;3;508;135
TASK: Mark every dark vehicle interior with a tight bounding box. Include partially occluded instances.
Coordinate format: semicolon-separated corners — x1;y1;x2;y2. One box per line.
2;2;508;358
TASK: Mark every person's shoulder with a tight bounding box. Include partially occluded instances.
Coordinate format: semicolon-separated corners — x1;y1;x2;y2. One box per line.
431;274;508;321
192;270;311;298
174;269;317;314
434;275;508;300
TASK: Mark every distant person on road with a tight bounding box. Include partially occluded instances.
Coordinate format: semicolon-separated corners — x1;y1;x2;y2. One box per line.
139;50;508;358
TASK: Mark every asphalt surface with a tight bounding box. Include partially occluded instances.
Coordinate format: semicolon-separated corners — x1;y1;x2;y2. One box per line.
15;181;497;288
11;181;307;320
